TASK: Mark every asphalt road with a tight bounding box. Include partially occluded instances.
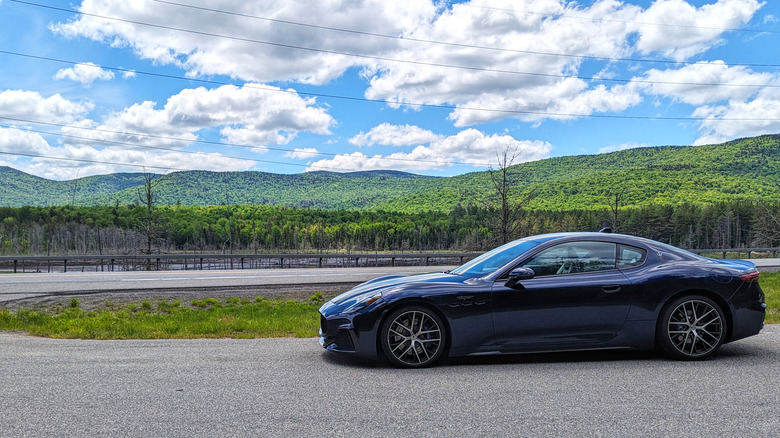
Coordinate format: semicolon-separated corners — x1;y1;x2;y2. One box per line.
0;266;454;304
1;325;778;437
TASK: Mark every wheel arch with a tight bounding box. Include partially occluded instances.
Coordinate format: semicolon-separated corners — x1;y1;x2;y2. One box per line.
656;289;734;344
376;297;453;359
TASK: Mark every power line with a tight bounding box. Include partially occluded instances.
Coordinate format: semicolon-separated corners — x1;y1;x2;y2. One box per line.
10;0;779;88
2;50;779;122
150;0;780;69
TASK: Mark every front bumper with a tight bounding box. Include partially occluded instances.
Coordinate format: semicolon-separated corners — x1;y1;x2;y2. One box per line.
318;307;385;361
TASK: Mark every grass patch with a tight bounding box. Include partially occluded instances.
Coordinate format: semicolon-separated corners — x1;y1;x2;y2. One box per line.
0;296;322;339
761;272;780;324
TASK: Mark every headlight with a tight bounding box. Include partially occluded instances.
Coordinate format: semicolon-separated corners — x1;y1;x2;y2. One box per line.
342;293;383;314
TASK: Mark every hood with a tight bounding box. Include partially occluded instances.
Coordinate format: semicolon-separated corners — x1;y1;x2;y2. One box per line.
330;272;458;305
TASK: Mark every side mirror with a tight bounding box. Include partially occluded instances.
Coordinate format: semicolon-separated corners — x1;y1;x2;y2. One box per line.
505;267;535;289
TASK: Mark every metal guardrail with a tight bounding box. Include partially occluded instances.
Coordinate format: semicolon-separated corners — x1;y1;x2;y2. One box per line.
0;252;478;273
690;248;780;259
1;247;779;273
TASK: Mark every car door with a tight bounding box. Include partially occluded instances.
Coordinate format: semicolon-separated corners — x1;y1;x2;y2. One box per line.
491;241;634;349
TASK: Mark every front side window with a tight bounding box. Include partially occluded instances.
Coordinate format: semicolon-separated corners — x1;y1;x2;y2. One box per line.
520;241;617;277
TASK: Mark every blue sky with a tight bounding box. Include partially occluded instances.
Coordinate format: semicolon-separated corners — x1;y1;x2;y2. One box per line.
0;0;778;180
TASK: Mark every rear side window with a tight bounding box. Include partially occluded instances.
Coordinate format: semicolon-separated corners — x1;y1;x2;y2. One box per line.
618;245;647;268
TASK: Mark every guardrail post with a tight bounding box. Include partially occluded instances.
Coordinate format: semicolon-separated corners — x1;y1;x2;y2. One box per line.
391;257;395;267
318;257;322;268
240;257;244;270
64;259;67;272
13;259;17;273
425;257;430;266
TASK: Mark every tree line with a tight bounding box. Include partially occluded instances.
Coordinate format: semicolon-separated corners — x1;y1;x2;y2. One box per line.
0;200;779;256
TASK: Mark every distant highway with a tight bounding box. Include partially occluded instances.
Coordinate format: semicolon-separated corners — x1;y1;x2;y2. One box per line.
0;266;454;304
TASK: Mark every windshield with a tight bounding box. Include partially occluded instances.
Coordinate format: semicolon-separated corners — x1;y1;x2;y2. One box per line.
451;239;541;277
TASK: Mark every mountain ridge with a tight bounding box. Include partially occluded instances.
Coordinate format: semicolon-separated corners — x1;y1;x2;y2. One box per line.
1;134;779;211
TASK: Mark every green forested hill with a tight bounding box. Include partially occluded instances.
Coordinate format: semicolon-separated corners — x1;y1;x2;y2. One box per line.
1;135;779;211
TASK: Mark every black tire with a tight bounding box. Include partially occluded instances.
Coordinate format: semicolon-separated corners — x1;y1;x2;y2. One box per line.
380;306;446;368
657;295;726;360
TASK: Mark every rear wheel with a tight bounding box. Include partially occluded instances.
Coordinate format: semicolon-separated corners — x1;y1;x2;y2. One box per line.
380;306;446;368
657;295;726;360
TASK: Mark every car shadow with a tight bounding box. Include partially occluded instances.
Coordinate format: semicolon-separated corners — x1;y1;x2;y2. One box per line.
319;341;773;369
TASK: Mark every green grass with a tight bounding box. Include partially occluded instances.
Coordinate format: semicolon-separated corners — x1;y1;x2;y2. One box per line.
761;272;780;324
0;296;323;339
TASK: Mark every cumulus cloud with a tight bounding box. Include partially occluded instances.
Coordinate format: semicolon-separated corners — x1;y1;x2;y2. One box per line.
309;128;552;172
0;90;92;124
63;83;334;149
0;83;335;179
692;87;780;145
639;61;772;105
54;62;115;86
0;125;256;179
349;124;442;147
51;0;437;85
632;0;763;61
48;0;766;131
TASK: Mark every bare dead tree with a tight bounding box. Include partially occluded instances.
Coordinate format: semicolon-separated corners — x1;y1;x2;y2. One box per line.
487;147;534;245
137;172;160;260
605;191;623;233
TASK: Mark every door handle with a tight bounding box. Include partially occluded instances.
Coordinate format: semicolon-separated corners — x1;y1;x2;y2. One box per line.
601;285;621;294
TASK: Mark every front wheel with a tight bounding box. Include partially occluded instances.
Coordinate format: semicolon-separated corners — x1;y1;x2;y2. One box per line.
657;295;726;360
380;306;446;368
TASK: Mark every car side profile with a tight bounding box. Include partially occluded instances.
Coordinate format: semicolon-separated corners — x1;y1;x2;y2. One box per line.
319;232;766;367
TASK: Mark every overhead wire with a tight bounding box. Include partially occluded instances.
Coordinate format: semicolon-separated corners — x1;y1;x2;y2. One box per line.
2;51;778;122
8;0;779;88
150;0;780;68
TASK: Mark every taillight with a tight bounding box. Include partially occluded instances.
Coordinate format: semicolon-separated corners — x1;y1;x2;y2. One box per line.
740;271;760;283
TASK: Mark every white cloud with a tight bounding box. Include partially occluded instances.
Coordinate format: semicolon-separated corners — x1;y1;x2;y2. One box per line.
639;61;772;105
64;83;334;150
51;0;437;85
48;0;766;131
0;127;55;159
54;62;115;86
285;147;320;160
349;124;442;147
692;87;780;145
632;0;763;61
0;90;92;124
309;129;552;172
0;127;256;180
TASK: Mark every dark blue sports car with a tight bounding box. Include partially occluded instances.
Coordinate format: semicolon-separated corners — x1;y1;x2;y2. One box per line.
319;232;766;367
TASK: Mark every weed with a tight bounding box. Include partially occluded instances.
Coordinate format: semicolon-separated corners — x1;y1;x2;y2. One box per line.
69;298;80;309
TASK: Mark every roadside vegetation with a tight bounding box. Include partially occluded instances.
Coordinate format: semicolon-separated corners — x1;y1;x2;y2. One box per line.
1;275;778;339
0;294;325;339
